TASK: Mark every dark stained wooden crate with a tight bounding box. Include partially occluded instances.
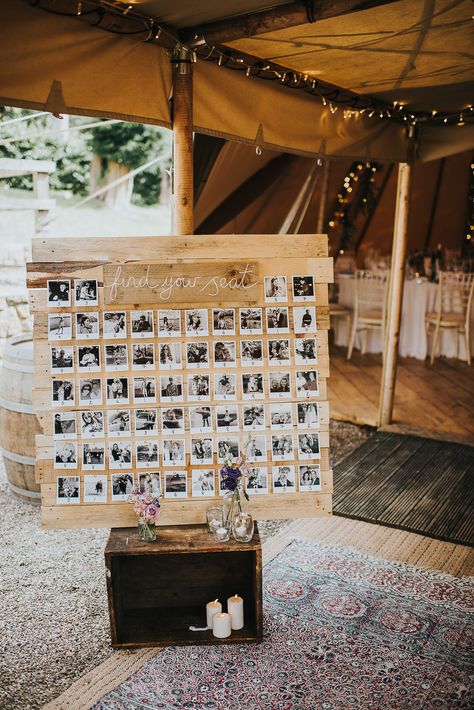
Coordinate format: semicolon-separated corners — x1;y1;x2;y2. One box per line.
105;523;263;647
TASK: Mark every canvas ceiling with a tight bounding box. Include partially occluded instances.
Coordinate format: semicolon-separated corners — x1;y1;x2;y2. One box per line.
0;0;473;161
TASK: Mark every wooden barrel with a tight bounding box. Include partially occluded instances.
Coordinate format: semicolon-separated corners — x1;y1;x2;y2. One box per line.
0;333;41;505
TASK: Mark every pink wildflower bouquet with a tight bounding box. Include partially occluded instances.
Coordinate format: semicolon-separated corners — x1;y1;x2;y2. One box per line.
129;488;161;541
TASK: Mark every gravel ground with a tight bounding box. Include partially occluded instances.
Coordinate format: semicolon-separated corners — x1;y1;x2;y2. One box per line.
0;420;372;710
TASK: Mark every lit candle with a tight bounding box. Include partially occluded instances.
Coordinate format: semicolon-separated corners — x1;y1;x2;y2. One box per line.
234;525;247;538
227;594;244;630
212;612;232;638
215;526;228;541
206;598;222;628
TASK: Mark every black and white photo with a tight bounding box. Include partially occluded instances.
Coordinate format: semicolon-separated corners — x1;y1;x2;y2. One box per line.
216;405;239;432
293;306;317;334
294;337;317;365
107;409;130;436
188;374;210;401
192;469;215;497
292;275;315;302
48;280;71;307
159;342;182;370
264;276;287;303
160;375;184;402
77;345;100;372
52;379;75;406
132;343;155;370
105;344;128;371
80;410;104;438
242;404;265;431
214;373;236;400
217;437;240;463
246;467;268;494
133;376;157;403
271;433;294;460
240;339;263;366
213;341;236;368
106;376;129;404
51;346;74;374
239;307;262;334
134;408;158;436
136;441;159;468
75;312;100;339
242;372;264;400
269;371;291;398
191;437;213;465
266;307;289;333
268;338;291;365
56;475;80;504
269;402;293;429
54;441;77;469
161;407;185;432
131;310;154;338
83;474;107;503
185;308;209;337
162;438;185;466
158;309;181;337
189;405;212;433
53;411;76;439
138;472;161;496
297;432;320;460
186;342;209;369
244;434;266;462
48;313;72;341
164;471;187;498
212;308;235;335
103;311;126;339
272;465;296;492
111;473;134;501
108;440;132;468
74;279;98;306
297;402;319;429
296;370;319;397
82;442;106;470
299;464;321;491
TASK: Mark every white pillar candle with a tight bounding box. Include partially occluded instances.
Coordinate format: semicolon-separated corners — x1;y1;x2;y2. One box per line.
212;612;232;638
206;599;222;628
227;594;244;630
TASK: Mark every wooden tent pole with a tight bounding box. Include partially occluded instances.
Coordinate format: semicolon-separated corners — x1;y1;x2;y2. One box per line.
172;47;194;235
316;159;330;234
378;162;412;426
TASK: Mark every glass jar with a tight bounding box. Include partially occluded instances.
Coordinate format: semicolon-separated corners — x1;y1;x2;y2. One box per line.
232;513;254;543
137;519;157;542
213;520;232;543
206;506;223;533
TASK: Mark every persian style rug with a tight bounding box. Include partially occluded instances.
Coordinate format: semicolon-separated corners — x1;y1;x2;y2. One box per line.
93;539;473;710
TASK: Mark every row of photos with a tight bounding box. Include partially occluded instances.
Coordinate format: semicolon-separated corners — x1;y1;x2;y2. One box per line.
57;462;322;505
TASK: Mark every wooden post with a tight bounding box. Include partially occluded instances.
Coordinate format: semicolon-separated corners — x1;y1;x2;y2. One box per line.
316;159;330;234
378;162;412;426
172;47;194;235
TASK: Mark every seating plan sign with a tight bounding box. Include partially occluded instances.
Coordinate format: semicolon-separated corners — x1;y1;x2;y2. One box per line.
27;235;333;529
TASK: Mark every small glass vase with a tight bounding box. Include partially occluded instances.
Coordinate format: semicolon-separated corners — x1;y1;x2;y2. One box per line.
213;520;232;543
223;489;243;526
206;506;224;533
137;519;157;542
232;512;254;543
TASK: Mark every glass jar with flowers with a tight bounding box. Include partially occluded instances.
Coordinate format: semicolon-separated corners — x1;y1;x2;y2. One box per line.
128;488;161;542
219;442;252;536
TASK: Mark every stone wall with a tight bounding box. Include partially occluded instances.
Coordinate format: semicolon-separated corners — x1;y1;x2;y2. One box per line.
0;244;33;359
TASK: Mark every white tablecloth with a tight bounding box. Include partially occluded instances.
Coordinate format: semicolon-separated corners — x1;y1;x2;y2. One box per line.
333;276;474;361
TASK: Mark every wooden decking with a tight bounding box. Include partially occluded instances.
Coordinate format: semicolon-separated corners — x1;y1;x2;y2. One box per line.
328;346;474;446
333;432;474;546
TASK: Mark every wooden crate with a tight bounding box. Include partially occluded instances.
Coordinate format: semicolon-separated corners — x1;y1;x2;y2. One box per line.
105;523;263;647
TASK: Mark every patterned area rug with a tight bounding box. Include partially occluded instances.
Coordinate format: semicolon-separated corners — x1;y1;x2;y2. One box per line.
93;540;473;710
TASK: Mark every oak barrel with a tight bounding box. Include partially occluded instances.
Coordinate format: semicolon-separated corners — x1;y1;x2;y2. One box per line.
0;333;40;504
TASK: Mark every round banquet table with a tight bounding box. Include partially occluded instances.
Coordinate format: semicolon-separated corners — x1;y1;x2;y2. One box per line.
333;275;474;361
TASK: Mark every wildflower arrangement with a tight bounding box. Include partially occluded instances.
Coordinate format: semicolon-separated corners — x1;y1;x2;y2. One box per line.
128;488;161;541
219;440;251;522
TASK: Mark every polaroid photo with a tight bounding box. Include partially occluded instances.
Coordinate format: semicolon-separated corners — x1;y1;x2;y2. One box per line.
158;342;182;370
52;379;75;407
77;345;101;372
103;312;127;339
188;374;210;401
212;308;235;335
158;309;181;338
297;402;320;429
82;442;106;470
79;378;102;406
266;307;289;334
293;306;317;334
186;342;209;370
268;339;291;366
299;464;321;492
134;408;158;436
160;375;184;402
246;466;268;495
292;276;315;302
111;472;134;501
217;437;240;463
83;474;107;503
131;310;154;338
108;440;132;469
269;402;293;430
239;308;262;335
136;440;159;468
133;376;157;403
51;346;74;374
53;411;76;439
48;280;71;307
294;337;318;366
48;313;72;341
162;438;185;467
190;437;213;466
213;340;236;369
132;343;155;370
296;370;319;398
242;372;264;400
107;409;131;437
138;472;161;496
216;405;239;432
240;339;263;367
164;471;188;499
189;405;212;433
106;377;129;404
271;433;294;461
298;432;320;460
243;434;267;463
75;312;100;340
74;279;98;306
105;344;128;371
192;469;215;497
56;475;80;504
161;406;185;433
268;371;291;399
185;309;209;337
214;373;236;401
264;276;288;303
242;404;265;431
54;441;78;469
272;465;296;493
80;410;104;438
